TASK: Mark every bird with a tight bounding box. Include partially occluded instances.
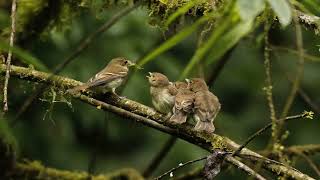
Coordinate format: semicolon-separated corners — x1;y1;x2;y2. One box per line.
169;84;195;124
68;57;135;96
189;78;221;133
147;72;177;117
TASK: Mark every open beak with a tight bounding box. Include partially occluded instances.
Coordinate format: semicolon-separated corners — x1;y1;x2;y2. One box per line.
146;72;152;79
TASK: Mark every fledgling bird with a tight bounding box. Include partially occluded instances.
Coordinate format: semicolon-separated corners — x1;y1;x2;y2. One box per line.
169;85;195;124
189;78;221;133
68;57;135;96
173;81;189;90
147;72;177;116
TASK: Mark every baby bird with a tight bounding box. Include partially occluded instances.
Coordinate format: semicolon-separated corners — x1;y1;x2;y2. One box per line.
147;72;176;116
169;84;195;124
189;78;221;133
68;57;135;95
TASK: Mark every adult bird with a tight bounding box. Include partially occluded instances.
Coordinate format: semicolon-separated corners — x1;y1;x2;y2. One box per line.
68;57;135;96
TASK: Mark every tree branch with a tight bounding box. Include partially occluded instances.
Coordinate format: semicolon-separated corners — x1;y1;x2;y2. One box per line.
296;10;320;35
3;0;17;112
4;160;143;180
0;64;315;179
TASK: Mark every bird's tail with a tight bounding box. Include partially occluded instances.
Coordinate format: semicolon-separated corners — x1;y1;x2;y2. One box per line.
169;110;187;124
194;121;215;133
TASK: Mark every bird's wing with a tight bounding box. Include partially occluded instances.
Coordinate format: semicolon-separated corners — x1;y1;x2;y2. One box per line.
86;72;126;88
168;83;178;96
194;91;219;121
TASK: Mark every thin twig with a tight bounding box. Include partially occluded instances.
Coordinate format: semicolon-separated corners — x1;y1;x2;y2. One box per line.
285;144;320;156
143;137;177;177
231;113;306;157
53;3;141;74
155;155;266;180
270;45;320;62
263;20;277;144
3;0;17;112
154;157;206;180
225;156;266;180
13;3;140;123
296;152;320;177
297;89;320;115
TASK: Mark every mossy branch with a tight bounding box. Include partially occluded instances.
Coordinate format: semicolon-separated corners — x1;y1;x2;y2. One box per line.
0;64;316;179
4;160;143;180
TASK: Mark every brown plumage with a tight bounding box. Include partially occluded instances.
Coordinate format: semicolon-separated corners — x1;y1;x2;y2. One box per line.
147;72;176;115
169;87;195;124
68;57;134;95
190;78;221;133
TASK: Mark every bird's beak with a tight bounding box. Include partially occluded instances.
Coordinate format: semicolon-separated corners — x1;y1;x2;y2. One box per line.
127;60;136;67
128;60;143;70
146;72;152;79
185;79;190;83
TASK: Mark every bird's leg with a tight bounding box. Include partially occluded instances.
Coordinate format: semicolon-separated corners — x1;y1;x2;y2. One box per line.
112;88;126;99
163;112;173;121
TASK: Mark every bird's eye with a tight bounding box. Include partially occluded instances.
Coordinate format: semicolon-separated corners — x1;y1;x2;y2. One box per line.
124;60;128;65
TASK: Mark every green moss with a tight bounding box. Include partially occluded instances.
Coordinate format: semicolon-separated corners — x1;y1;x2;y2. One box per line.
208;134;227;149
147;0;223;28
12;161;144;179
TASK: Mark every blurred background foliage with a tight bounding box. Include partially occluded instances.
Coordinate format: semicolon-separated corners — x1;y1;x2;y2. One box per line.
0;0;320;179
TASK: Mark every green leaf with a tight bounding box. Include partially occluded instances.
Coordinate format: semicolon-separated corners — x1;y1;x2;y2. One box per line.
237;0;265;21
205;19;253;65
267;0;292;26
0;41;49;72
165;0;202;27
180;15;236;79
138;16;209;67
302;0;320;13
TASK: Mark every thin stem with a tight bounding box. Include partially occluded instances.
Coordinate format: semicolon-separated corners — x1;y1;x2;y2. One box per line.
270;45;320;62
297;152;320;177
232;113;306;157
53;3;141;74
263;20;277;144
154;157;207;180
3;0;17;112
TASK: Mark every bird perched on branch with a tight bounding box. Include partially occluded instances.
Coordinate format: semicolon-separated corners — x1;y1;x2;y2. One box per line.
189;78;220;133
147;72;177;117
68;57;135;96
169;86;195;124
